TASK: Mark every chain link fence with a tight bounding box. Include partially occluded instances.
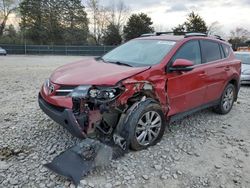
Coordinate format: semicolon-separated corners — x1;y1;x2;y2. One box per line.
0;44;116;56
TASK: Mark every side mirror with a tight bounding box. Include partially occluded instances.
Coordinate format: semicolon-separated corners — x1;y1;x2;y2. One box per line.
169;59;194;72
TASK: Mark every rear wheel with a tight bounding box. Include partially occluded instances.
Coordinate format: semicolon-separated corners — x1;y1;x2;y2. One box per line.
213;83;235;114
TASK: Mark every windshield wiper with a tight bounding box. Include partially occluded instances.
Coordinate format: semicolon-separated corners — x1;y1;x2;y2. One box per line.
96;57;133;67
108;61;133;67
95;56;107;62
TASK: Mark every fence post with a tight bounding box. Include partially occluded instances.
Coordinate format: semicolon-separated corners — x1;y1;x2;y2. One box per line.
24;43;27;55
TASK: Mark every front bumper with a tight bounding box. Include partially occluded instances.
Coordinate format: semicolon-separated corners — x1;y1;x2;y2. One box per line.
241;74;250;84
38;94;86;138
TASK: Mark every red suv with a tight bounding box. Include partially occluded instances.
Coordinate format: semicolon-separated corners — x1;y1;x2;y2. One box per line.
39;33;241;151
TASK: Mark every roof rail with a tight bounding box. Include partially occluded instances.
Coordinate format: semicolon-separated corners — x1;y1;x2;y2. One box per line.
141;31;208;37
155;32;175;36
140;31;226;41
184;32;207;38
140;32;175;37
140;33;156;37
213;35;225;41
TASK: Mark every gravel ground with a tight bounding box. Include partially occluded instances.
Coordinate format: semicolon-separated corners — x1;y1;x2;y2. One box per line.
0;55;250;188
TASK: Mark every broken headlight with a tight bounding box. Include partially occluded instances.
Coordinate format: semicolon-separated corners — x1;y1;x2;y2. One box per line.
69;85;92;98
89;87;122;100
69;85;124;101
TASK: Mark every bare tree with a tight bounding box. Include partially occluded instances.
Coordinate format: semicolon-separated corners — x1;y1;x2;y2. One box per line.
87;0;110;44
230;27;250;41
87;0;129;44
107;0;129;30
0;0;19;36
207;21;225;37
229;27;250;50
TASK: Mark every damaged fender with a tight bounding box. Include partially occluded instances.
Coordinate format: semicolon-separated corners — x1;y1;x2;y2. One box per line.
118;77;170;115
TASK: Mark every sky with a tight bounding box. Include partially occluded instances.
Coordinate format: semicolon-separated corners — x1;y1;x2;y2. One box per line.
101;0;250;37
6;0;250;37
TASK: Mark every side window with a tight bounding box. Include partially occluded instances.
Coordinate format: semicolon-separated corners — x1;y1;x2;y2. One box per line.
200;40;221;63
219;44;226;58
222;44;231;57
172;40;201;65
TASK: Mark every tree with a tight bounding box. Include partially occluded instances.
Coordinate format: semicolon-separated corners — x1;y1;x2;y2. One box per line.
123;13;154;41
207;21;224;36
19;0;89;45
173;11;207;35
87;0;109;44
0;0;19;36
19;0;47;44
228;27;250;50
0;24;19;44
102;23;122;45
5;23;16;37
87;0;128;44
107;0;129;30
185;12;207;33
61;0;89;44
173;24;185;35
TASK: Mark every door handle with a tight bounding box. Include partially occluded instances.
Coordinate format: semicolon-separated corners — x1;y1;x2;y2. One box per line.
225;66;230;71
199;71;206;78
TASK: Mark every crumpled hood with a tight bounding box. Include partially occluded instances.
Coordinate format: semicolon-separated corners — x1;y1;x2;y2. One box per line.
50;58;150;86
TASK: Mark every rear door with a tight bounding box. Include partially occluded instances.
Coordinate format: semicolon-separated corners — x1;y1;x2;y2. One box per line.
167;40;207;116
199;40;229;103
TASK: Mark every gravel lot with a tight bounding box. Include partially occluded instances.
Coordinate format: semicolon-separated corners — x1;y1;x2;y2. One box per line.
0;55;250;188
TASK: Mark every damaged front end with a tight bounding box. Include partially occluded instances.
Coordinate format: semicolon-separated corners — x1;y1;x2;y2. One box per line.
69;85;126;137
44;85;131;186
43;79;169;186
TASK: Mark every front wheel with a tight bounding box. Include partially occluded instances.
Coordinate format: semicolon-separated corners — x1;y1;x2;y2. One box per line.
213;83;236;114
126;99;167;151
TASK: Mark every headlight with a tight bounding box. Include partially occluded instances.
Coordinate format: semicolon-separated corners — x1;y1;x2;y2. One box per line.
89;87;120;100
44;79;56;95
44;79;50;89
70;85;92;98
69;86;123;100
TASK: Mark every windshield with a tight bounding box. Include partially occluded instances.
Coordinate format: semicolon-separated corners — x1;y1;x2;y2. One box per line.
102;39;176;67
235;53;250;64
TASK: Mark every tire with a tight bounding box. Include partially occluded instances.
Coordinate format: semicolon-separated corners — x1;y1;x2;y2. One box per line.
125;99;167;151
213;83;236;114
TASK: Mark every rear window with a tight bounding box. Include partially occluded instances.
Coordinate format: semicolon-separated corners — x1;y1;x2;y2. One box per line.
201;40;221;63
222;44;231;57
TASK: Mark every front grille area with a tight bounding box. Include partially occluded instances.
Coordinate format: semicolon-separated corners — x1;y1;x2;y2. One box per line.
55;85;77;96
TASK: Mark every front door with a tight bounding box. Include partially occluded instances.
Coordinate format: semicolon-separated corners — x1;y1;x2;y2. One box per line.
166;40;207;116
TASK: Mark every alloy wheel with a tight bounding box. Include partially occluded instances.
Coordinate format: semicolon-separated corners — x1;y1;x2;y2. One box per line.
135;111;162;146
222;87;234;111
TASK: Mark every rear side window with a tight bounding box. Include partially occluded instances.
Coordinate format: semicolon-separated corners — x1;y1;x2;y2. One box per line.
200;40;221;63
222;44;231;57
172;40;201;65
